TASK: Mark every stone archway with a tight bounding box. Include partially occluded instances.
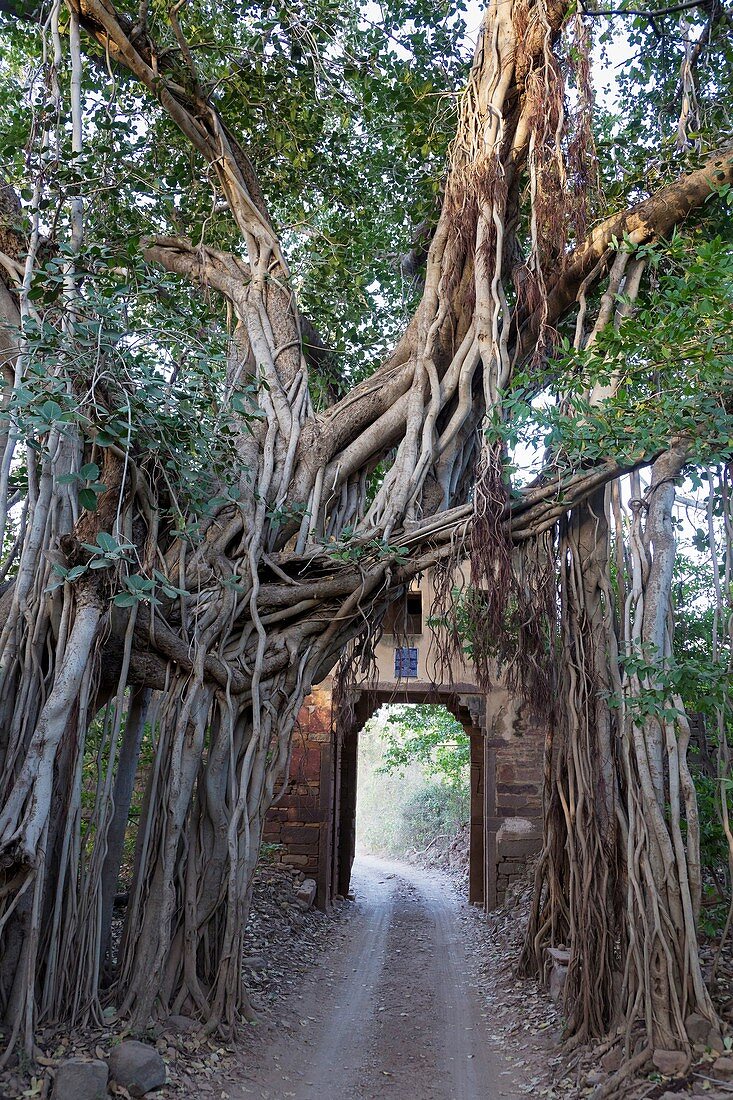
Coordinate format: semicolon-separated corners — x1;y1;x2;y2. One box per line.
263;677;546;911
331;688;486;907
263;570;547;911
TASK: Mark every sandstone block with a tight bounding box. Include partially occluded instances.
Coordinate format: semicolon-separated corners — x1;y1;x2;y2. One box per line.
652;1049;688;1076
281;825;319;845
284;844;319;857
295;878;317;910
548;964;566;1003
497;838;543;859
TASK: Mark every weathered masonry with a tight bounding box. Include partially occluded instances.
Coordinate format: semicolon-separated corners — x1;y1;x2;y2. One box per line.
264;573;546;912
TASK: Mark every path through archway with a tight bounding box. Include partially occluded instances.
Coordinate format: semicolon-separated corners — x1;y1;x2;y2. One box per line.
332;690;486;907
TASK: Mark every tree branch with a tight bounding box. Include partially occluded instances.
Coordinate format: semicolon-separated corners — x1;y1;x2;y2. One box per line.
581;0;715;16
517;139;733;362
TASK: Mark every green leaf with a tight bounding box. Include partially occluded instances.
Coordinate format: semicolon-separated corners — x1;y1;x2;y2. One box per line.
96;532;118;553
78;487;99;511
41;400;63;422
113;592;137;607
126;574;154;591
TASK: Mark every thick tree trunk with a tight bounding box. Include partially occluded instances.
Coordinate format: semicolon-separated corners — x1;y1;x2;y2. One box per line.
523;450;717;1069
618;449;714;1053
519;489;623;1040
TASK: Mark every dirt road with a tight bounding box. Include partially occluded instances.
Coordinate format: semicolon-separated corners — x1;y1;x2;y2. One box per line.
231;856;527;1100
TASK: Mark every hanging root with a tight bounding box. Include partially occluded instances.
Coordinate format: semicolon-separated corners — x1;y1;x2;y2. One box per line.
519;490;622;1042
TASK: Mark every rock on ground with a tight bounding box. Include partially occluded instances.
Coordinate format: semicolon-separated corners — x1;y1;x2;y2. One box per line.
652;1048;689;1076
108;1040;166;1097
52;1057;108;1100
686;1012;711;1044
295;877;317;910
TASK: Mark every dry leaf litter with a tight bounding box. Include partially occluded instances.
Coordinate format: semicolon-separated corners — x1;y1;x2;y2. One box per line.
4;846;733;1099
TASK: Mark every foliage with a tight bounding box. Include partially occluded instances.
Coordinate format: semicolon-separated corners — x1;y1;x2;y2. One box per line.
377;704;469;790
357;706;468;859
0;0;471;391
493;231;733;475
669;550;733;918
356;710;427;857
399;782;469;853
672;553;733;720
16;245;258;527
593;0;733;193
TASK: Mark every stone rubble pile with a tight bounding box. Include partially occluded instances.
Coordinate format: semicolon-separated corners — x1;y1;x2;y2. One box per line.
52;1040;166;1100
241;863;347;1012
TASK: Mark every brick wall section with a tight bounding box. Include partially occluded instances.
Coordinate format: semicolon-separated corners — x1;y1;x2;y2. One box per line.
485;692;545;907
495;732;544;819
263;687;334;905
495;833;543;903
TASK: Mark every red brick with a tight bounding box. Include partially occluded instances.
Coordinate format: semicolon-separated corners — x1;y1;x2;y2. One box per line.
290;743;322;783
266;808;288;822
291;783;320;798
285;842;319;856
281;825;320;846
287;802;322;823
511;767;543;782
296;705;332;734
501;789;541;806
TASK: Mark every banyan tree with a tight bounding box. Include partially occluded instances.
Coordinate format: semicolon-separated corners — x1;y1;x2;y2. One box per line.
0;0;731;1079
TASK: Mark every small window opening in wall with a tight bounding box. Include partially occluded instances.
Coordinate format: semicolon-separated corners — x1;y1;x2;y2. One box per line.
394;646;418;679
405;592;422;634
384;591;423;636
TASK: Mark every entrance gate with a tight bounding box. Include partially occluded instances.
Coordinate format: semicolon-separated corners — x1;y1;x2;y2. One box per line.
263;571;546;910
332;687;486;906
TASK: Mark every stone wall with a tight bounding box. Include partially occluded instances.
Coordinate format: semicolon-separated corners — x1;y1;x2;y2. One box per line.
262;687;334;907
265;680;546;912
484;690;544;907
